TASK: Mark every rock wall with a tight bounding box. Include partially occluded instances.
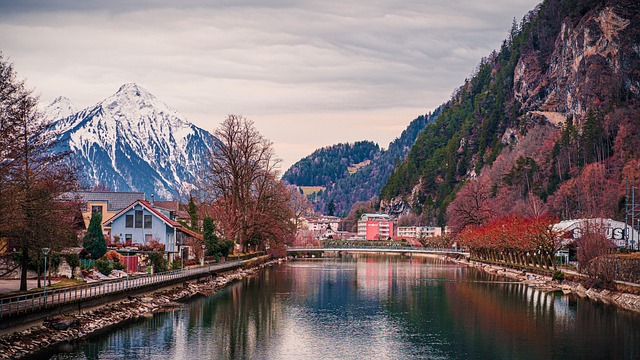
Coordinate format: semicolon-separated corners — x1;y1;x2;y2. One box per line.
0;257;287;359
515;4;640;124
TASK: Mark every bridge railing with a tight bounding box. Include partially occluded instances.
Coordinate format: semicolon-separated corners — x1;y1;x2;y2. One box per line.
0;260;243;320
286;245;466;253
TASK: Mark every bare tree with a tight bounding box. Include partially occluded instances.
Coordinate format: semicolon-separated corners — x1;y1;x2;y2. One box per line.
0;53;79;290
287;184;312;229
446;177;493;236
203;115;294;253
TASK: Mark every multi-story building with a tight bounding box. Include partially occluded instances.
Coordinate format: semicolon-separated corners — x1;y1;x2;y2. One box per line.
357;213;394;240
302;216;341;232
397;226;442;239
74;191;146;232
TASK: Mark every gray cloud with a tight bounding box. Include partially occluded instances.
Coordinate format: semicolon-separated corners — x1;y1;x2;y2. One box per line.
0;0;540;170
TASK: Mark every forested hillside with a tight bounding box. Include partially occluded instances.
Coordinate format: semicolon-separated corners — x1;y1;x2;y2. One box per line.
282;141;380;186
380;0;640;229
284;113;435;215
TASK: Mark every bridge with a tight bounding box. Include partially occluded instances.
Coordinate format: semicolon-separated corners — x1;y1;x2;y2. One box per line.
286;245;469;256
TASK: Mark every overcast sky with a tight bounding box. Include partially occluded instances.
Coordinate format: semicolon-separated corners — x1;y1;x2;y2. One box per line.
0;0;540;171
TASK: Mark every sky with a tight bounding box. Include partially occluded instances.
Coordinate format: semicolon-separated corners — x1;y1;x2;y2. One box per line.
0;0;541;171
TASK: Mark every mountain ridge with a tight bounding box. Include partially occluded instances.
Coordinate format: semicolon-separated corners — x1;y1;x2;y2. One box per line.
44;83;216;200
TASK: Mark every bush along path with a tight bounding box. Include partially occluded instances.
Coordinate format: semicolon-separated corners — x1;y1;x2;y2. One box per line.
0;257;287;359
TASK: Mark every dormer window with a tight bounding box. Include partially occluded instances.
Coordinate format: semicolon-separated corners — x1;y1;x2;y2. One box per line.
91;205;103;214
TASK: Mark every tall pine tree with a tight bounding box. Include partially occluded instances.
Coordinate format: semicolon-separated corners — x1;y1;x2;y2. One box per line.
83;212;107;259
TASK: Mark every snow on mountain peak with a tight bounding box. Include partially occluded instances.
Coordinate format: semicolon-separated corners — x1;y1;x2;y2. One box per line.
44;83;216;200
43;96;77;121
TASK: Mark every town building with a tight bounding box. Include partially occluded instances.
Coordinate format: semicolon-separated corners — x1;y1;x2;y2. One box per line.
357;213;395;240
103;199;201;261
553;218;640;249
73;191;146;232
301;216;341;232
397;226;442;239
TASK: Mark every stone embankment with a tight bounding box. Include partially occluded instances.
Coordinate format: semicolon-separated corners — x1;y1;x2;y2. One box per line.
448;257;640;314
0;257;286;359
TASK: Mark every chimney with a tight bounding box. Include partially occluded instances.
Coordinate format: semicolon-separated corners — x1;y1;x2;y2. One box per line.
151;194;155;206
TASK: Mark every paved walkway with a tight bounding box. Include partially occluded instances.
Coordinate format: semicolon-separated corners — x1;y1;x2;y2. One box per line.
0;260;245;319
0;280;59;295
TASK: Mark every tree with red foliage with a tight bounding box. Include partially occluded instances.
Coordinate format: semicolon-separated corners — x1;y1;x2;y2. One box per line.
576;220;614;283
459;214;559;270
548;162;617;219
446;177;493;236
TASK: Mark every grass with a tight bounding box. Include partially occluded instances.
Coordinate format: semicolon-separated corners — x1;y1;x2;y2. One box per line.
3;278;86;298
347;160;371;174
299;186;325;195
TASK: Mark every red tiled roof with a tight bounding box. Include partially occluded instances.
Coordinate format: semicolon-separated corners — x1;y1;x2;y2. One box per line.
153;200;179;211
179;227;204;240
103;199;182;228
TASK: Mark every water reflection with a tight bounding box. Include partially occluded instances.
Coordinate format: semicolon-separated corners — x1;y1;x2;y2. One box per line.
48;254;640;359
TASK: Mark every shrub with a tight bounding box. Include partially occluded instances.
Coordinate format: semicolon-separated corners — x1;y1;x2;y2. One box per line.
103;250;124;263
148;252;168;273
552;270;565;281
95;259;113;276
65;254;80;270
113;262;126;271
171;260;182;270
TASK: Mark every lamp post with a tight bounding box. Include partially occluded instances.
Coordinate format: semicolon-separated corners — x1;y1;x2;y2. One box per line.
176;237;183;271
201;244;206;266
42;248;50;306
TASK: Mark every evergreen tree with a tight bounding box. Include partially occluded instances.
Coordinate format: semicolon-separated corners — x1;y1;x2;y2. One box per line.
327;199;335;216
203;216;218;253
83;212;107;259
203;216;234;259
188;196;199;232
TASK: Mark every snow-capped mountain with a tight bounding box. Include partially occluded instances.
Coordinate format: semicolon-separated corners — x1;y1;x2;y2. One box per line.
44;83;217;200
43;96;78;122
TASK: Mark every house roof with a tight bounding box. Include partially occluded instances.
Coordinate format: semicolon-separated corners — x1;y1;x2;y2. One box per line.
72;191;146;212
179;227;204;240
153;200;179;211
103;199;182;228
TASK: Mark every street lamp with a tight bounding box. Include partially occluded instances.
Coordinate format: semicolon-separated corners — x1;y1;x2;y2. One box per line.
201;244;206;266
176;237;183;271
42;248;50;306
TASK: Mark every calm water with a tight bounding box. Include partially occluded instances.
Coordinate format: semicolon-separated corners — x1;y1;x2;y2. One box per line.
47;255;640;359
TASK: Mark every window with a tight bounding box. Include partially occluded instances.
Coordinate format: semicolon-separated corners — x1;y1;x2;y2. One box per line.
145;234;153;245
125;215;134;228
135;210;143;228
91;205;103;214
125;234;132;246
144;215;152;229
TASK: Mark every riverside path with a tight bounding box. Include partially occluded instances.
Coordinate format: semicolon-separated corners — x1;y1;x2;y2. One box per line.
0;259;245;320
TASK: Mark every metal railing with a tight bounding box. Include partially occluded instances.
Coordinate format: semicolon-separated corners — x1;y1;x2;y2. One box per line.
0;260;244;319
286;245;468;254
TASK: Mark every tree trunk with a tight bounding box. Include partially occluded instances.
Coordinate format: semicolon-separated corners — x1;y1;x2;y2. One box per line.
20;246;28;291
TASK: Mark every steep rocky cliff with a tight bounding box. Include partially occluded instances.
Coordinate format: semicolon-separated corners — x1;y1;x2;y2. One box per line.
381;0;640;225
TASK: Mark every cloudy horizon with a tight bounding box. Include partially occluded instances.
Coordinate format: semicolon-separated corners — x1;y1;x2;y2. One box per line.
0;0;541;170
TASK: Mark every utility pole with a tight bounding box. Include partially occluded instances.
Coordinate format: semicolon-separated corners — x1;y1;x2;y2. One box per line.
633;186;636;251
625;178;629;248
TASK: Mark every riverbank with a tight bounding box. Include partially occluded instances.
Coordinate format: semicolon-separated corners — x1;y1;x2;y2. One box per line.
0;257;287;360
445;256;640;313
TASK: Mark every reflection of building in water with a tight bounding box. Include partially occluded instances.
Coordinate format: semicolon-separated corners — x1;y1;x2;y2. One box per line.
553;218;640;249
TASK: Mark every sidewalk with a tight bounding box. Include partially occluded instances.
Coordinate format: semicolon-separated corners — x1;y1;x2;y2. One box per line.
0;280;59;295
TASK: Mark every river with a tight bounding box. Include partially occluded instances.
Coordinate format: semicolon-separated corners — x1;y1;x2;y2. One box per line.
46;254;640;359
